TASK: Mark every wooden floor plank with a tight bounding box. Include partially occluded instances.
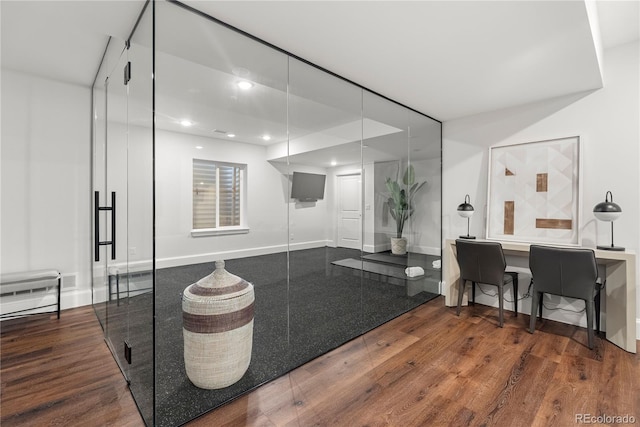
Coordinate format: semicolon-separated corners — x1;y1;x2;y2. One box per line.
1;297;638;427
0;308;143;427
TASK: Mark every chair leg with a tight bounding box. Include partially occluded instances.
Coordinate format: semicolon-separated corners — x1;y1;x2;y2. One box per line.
456;279;466;316
512;274;518;317
585;299;595;350
594;292;601;335
529;291;539;333
538;293;543;320
471;282;476;306
497;285;504;327
56;275;61;320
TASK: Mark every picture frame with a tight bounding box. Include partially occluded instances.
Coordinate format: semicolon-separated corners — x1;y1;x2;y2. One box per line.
486;136;581;245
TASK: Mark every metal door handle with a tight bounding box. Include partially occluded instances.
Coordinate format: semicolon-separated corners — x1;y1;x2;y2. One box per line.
94;191;116;261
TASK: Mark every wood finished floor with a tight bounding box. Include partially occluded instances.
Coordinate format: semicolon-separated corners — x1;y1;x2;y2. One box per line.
1;298;638;426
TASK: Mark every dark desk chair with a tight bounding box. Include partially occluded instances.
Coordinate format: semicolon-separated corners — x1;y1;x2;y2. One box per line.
455;239;519;327
528;245;603;349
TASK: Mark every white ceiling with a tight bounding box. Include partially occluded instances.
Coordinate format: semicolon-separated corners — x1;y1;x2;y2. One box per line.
1;0;638;123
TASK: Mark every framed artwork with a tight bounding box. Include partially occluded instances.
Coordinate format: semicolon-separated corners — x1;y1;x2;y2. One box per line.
486;136;581;245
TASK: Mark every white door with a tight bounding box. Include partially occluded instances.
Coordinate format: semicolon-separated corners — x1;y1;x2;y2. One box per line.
337;174;362;249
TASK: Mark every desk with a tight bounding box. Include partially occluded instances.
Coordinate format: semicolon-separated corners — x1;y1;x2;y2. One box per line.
443;239;637;353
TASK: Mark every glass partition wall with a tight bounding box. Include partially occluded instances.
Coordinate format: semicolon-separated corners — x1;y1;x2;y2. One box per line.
91;3;154;423
92;1;441;425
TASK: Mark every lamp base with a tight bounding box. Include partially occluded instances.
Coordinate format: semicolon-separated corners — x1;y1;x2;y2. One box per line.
597;245;625;251
459;235;476;240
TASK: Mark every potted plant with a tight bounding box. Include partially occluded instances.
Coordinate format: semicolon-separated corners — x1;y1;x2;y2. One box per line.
385;164;426;255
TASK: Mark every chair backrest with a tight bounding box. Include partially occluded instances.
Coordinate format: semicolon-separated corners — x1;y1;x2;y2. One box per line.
529;245;598;300
455;239;507;286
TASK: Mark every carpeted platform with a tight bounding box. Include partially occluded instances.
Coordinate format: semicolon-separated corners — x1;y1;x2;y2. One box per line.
116;247;439;426
361;251;439;268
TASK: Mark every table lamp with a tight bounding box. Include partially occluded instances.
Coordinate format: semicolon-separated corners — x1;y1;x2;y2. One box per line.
457;194;475;239
593;191;624;251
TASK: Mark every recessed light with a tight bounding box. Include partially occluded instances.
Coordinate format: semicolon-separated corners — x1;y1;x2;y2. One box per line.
262;135;271;141
227;133;236;138
237;80;253;90
331;160;337;166
195;146;203;149
180;119;193;127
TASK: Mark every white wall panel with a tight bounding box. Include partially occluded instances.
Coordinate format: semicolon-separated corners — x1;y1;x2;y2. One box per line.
1;70;92;310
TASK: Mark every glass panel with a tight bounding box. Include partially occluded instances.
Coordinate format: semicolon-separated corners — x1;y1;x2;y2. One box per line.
407;110;442;294
286;57;365;363
103;42;130;381
92;35;132;332
362;91;410;327
127;3;154;424
91;2;442;425
154;1;288;425
91;50;108;329
361;91;440;328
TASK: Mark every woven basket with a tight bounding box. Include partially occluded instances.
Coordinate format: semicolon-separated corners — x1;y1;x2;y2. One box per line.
182;260;255;389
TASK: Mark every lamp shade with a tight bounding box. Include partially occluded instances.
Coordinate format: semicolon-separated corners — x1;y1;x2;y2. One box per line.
593;191;622;222
457;194;474;218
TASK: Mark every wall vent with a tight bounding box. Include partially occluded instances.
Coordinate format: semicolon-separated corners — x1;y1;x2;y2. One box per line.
61;274;77;290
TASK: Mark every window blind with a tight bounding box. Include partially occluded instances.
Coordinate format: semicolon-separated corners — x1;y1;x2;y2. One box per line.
218;165;241;226
193;159;243;230
193;159;216;229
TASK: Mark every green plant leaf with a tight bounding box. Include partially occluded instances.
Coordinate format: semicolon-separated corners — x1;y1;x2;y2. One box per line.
403;164;415;186
385;163;426;238
387;198;397;220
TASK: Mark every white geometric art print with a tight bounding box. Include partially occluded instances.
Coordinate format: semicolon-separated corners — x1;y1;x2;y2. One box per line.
486;136;581;245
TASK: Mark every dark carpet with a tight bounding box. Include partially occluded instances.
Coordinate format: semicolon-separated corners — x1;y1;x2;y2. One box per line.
362;251;438;268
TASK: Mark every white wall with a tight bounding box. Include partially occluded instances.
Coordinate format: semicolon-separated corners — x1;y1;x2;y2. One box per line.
442;41;640;336
1;70;92;313
410;157;442;256
155;130;330;268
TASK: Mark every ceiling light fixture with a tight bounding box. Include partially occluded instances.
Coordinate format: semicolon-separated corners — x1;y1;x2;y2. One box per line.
180;119;193;127
331;160;337;166
195;146;203;149
262;135;271;141
237;80;253;90
227;133;236;138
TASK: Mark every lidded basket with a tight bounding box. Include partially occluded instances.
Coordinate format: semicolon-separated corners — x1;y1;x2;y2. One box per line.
182;260;255;389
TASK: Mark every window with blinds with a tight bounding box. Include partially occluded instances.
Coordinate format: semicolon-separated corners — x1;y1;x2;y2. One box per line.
193;159;245;230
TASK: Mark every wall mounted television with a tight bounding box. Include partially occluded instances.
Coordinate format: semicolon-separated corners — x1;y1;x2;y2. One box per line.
290;172;326;202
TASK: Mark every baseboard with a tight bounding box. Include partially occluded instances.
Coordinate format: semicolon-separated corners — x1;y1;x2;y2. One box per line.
156;240;329;270
408;244;441;256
